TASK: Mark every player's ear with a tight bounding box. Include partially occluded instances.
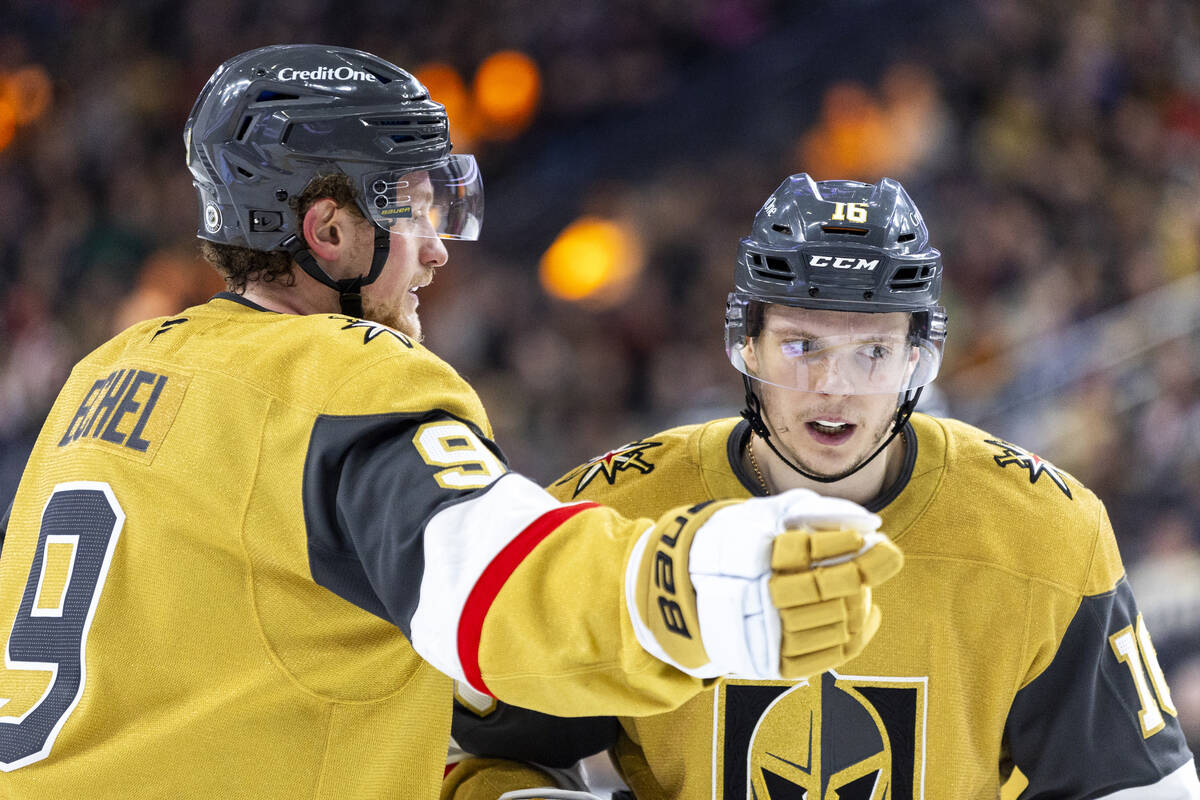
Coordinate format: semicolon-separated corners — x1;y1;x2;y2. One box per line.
302;198;343;262
742;337;760;372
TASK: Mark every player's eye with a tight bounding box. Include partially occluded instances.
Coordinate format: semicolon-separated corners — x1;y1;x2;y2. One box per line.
860;343;891;361
781;339;817;358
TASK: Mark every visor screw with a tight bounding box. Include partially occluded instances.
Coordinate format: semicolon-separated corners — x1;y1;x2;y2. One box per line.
275;189;288;201
863;290;874;300
255;68;266;77
808;286;819;297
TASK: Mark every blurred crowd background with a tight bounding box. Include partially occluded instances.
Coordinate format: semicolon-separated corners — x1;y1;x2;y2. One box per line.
2;0;1199;755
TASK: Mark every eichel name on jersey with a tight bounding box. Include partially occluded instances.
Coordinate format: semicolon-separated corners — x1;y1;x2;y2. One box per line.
447;415;1199;800
0;294;713;799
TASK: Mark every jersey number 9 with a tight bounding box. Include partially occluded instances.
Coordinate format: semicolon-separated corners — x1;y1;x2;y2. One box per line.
414;420;506;490
0;483;124;771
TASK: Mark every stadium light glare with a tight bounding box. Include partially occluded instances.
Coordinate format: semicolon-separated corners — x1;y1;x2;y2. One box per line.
474;50;541;137
540;217;643;306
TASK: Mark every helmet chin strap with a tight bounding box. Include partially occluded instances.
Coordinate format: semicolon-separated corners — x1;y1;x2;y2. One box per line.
740;375;921;485
283;227;391;318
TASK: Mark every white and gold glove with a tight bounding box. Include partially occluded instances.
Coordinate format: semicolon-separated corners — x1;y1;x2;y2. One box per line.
628;488;902;680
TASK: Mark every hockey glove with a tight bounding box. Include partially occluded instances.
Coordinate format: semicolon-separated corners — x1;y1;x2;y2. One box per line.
628;488;902;680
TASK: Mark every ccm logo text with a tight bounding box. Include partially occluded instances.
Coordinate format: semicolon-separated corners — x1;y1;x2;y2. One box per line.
808;255;880;271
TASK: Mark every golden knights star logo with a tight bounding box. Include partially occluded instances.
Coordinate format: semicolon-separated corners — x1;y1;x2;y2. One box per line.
554;440;662;498
328;316;414;348
716;672;927;800
984;439;1072;499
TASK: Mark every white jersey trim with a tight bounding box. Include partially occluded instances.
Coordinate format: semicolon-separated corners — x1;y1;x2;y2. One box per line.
408;473;561;683
1092;759;1200;799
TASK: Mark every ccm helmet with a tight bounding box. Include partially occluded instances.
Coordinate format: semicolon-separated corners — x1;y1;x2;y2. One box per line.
185;44;483;315
726;174;948;482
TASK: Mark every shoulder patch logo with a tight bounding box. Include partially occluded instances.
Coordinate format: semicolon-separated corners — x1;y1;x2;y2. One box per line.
328;316;414;348
985;439;1073;499
150;317;188;342
554;440;662;498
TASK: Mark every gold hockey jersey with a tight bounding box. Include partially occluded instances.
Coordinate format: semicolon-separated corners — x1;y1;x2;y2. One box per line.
0;294;708;799
448;414;1197;799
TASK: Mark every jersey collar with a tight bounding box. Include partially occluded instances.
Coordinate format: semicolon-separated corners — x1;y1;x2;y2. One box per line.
209;291;275;313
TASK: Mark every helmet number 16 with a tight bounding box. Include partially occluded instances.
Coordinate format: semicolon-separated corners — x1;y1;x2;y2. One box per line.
831;202;868;223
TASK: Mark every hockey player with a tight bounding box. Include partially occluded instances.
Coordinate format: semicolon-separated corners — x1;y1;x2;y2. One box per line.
445;175;1200;799
0;51;906;798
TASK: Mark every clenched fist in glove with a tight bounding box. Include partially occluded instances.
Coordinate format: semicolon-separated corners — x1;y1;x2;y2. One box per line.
628;488;902;680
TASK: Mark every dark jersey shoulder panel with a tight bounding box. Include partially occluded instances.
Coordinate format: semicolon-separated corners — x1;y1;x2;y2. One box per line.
452;696;620;769
0;497;10;552
1004;577;1193;798
302;410;508;636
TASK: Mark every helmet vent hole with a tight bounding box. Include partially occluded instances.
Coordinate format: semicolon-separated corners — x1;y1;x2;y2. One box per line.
764;257;792;275
747;252;795;281
255;91;300;102
236;166;254;178
821;225;869;236
236;115;254;141
898;232;916;242
771;223;792;235
390;134;416;143
889;261;938;292
195;148;221;184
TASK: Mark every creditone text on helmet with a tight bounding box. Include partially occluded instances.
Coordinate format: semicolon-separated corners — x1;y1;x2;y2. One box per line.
277;66;378;82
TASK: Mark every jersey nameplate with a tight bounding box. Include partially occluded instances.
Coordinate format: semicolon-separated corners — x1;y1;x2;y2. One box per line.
57;367;189;462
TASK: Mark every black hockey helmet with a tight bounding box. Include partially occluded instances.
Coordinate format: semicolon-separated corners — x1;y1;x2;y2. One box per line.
185;44;483;314
727;174;948;481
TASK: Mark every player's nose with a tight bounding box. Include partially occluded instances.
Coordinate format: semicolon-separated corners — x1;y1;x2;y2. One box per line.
422;235;448;268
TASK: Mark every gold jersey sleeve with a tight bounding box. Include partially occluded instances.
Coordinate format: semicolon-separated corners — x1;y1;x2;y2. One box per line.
449;413;1195;800
0;297;703;799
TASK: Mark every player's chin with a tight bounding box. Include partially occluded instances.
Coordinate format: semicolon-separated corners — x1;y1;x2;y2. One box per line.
396;312;421;340
793;432;871;475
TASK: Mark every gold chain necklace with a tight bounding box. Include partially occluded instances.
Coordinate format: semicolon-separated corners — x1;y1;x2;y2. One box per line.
746;436;770;495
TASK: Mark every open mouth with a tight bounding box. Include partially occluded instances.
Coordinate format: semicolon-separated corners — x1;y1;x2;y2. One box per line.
409;278;430;304
806;419;857;445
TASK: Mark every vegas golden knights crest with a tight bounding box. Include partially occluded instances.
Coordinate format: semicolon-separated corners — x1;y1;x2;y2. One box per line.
715;672;927;800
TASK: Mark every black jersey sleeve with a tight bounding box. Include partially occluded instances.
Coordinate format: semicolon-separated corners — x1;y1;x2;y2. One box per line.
1004;577;1196;798
0;497;10;552
302;410;507;634
452;693;620;769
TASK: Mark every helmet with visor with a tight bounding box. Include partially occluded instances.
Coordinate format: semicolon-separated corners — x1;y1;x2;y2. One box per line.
726;174;948;481
185;44;483;313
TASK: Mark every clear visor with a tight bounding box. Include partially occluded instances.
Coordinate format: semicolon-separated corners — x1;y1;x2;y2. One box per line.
362;153;483;240
727;304;943;396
